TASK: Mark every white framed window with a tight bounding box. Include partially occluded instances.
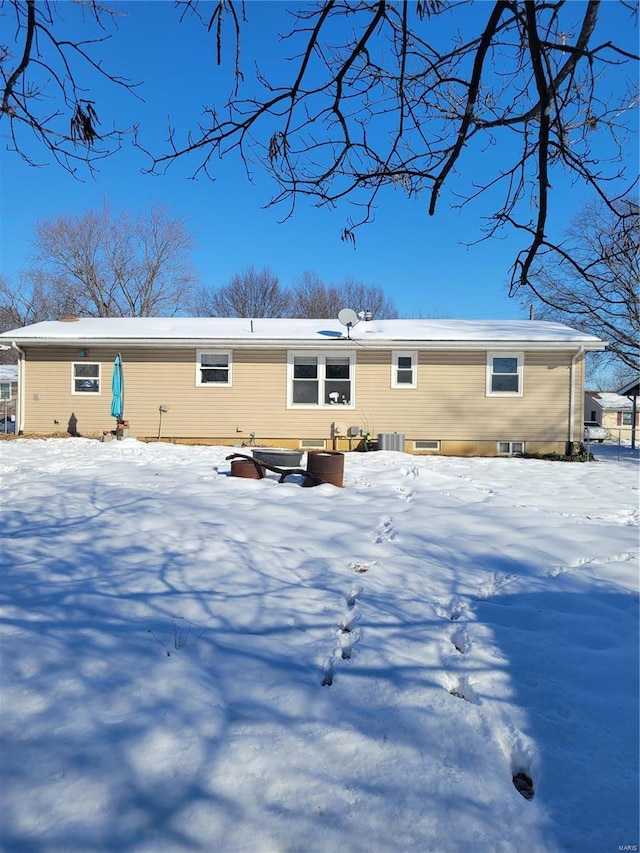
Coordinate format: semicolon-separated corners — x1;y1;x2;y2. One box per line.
0;381;11;400
497;441;524;456
391;350;418;388
196;350;232;386
414;440;440;452
72;362;100;394
486;352;524;396
288;351;355;408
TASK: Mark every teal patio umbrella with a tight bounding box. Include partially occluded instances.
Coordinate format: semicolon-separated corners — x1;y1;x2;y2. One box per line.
110;353;124;421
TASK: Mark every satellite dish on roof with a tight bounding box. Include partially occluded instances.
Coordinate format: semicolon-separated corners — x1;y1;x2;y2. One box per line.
338;308;359;338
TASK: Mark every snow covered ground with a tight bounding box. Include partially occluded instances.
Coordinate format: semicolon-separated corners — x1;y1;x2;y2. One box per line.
1;438;638;852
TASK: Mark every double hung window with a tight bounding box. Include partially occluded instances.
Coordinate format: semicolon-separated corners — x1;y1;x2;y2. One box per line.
196;350;232;386
391;351;418;388
486;352;524;396
72;362;100;394
289;352;354;407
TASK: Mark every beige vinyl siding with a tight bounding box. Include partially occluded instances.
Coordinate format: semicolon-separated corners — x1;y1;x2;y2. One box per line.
19;345;584;449
357;349;576;441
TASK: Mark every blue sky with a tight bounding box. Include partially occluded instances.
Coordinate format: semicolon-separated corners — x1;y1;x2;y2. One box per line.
1;1;637;320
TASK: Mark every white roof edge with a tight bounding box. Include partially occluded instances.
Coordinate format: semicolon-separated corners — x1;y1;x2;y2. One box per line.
4;336;607;351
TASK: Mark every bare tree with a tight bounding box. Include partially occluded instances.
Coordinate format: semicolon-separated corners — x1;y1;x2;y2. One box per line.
0;271;62;332
190;266;291;317
26;204;198;317
291;271;398;318
1;1;138;174
527;197;639;373
146;1;638;293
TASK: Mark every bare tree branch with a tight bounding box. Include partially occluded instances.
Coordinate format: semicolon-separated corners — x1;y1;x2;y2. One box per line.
525;196;639;371
1;0;140;175
140;0;638;293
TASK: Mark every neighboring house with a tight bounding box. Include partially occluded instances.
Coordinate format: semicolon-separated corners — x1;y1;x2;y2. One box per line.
585;386;640;442
0;317;605;456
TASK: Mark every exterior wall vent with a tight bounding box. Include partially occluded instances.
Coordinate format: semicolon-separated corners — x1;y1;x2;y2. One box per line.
300;438;326;449
414;440;440;452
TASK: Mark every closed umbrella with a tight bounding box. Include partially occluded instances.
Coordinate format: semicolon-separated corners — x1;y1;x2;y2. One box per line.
110;353;124;421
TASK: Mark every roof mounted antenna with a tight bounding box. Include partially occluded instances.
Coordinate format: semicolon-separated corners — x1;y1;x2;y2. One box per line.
338;308;359;339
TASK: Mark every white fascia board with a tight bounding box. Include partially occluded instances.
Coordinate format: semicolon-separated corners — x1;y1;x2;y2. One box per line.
8;336;607;351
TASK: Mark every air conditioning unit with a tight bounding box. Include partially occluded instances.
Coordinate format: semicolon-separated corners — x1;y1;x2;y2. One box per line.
377;432;406;452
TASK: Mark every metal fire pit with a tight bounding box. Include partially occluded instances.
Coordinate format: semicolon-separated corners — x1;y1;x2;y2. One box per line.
251;448;304;468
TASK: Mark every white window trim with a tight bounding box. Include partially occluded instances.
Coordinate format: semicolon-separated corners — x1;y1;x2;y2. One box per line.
391;350;418;389
196;349;233;387
497;441;525;456
71;362;101;395
486;351;524;397
287;350;356;409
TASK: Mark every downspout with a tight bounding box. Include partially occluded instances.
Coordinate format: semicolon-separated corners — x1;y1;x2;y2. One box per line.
10;343;26;435
569;347;585;446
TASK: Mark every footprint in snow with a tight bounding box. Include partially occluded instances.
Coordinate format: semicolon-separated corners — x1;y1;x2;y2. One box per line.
374;516;396;544
394;485;415;502
350;561;376;574
447;676;481;705
321;662;334;687
548;550;639;578
474;572;517;601
450;626;471;654
434;599;468;622
512;771;535;800
345;586;361;607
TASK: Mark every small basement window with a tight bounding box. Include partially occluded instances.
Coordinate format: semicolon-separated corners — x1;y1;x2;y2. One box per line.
497;441;524;456
72;362;100;394
414;440;440;452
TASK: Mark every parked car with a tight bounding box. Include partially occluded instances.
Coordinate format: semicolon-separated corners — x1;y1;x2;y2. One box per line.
584;422;607;443
0;416;15;434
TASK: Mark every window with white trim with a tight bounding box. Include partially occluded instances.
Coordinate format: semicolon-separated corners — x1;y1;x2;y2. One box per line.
72;362;100;394
486;352;524;396
0;381;12;400
497;441;524;456
288;352;355;408
392;350;418;388
196;350;232;386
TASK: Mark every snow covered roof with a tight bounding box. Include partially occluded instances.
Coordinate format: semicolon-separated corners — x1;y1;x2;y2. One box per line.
0;317;607;351
0;364;18;381
589;391;635;411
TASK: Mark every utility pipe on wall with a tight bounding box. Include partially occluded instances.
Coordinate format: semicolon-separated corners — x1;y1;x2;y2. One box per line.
569;347;585;445
12;342;25;435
